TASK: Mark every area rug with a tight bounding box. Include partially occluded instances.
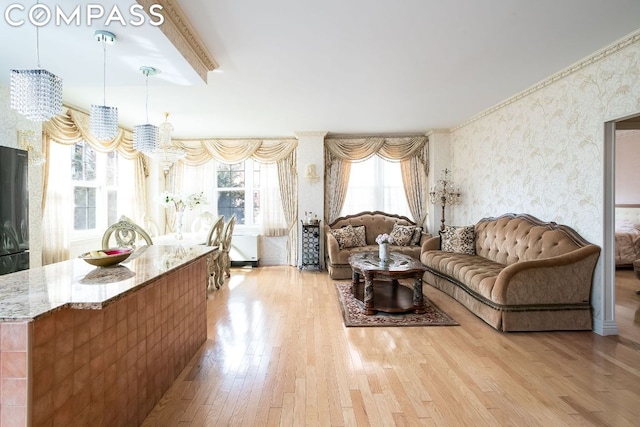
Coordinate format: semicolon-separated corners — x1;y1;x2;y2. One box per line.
335;283;458;327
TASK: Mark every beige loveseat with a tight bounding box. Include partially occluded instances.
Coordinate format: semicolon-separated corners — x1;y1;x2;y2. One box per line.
421;213;601;332
325;211;429;279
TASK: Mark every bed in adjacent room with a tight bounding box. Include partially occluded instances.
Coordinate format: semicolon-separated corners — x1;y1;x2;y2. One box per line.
615;206;640;267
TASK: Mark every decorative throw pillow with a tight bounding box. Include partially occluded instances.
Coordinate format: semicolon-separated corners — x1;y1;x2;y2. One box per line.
390;224;416;246
330;225;357;249
351;225;367;247
410;227;423;246
440;225;475;255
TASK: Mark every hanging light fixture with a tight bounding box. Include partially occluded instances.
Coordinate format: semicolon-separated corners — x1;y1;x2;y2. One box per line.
133;66;160;153
10;1;63;122
90;30;118;140
150;112;186;174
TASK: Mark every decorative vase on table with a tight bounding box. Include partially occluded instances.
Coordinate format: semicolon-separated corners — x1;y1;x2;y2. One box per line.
379;242;389;264
175;207;185;240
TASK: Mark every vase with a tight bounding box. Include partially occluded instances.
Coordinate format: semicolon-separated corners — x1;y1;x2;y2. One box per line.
379;242;389;263
175;207;185;240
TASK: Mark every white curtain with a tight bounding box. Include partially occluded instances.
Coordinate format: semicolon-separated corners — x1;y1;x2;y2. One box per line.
260;162;287;236
41;141;71;264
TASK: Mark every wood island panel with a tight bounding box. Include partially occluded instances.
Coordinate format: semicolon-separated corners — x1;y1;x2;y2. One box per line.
0;245;213;427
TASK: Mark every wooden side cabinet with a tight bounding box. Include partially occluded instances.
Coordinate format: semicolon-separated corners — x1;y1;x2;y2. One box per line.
299;220;321;270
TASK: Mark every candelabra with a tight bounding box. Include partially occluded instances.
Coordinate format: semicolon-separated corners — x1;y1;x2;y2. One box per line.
429;168;461;231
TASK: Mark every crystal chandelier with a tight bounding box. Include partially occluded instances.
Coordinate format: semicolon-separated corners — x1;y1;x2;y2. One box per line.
18;130;46;166
133;66;160;153
429;168;462;231
90;30;118;140
150;113;186;174
10;2;63;122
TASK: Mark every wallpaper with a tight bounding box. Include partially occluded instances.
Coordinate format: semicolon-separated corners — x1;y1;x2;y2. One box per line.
450;31;640;327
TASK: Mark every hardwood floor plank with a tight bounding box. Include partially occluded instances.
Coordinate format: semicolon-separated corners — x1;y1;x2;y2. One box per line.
140;266;640;426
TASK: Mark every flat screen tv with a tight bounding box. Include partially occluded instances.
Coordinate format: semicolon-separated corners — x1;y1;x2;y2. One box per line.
0;145;29;275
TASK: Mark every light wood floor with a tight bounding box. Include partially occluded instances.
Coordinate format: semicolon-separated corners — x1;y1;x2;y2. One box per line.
142;266;640;426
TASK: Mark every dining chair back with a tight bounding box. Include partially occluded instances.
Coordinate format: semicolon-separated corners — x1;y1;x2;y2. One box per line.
102;215;153;249
192;211;216;233
219;215;236;283
206;215;225;291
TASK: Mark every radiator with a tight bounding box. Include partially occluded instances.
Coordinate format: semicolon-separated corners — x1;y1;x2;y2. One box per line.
229;234;259;266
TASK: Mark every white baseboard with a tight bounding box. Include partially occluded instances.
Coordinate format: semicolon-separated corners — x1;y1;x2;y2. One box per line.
592;318;619;336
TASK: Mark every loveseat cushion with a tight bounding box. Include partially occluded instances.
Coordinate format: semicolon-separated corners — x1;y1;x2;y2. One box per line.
352;225;367;247
421;250;505;301
390;224;416;246
330;225;358;249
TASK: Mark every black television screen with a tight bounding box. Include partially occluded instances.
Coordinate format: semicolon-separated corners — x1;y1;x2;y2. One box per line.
0;146;29;256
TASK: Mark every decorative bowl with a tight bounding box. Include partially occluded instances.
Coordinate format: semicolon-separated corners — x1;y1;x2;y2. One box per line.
79;248;133;267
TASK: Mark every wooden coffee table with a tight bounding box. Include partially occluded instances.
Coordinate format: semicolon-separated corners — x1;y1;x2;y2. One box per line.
348;251;428;315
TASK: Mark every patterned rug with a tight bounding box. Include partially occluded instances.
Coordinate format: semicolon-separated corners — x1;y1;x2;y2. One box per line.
335;283;458;327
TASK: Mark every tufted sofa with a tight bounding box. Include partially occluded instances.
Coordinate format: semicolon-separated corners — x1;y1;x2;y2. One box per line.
325;211;430;279
421;213;601;332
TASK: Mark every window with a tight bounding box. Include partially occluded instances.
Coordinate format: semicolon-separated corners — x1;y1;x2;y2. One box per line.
340;156;411;218
215;160;261;225
71;142;122;234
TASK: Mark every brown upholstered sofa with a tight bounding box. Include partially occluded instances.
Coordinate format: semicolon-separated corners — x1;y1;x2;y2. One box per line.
420;213;601;332
325;211;430;279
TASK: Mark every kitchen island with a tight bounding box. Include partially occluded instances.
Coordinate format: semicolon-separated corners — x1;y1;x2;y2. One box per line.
0;244;214;427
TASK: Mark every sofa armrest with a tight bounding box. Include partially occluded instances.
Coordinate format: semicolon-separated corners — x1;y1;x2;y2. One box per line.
421;235;440;253
326;231;340;262
491;245;601;306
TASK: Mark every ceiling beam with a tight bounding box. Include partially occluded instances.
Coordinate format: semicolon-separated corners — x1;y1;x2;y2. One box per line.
137;0;218;83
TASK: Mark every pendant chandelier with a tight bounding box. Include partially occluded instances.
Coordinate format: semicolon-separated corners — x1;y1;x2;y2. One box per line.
133;66;160;153
10;1;63;122
90;30;118;140
150;113;186;174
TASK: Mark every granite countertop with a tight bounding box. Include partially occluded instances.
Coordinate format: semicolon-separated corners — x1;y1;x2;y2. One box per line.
0;245;215;322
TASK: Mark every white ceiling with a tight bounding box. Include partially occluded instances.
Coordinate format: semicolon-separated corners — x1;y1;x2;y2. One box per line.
2;0;640;139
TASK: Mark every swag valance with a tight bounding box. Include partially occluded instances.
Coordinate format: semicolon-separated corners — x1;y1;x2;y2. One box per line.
324;135;429;226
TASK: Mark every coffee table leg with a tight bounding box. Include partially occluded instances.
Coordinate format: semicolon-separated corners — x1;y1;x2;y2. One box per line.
364;272;376;315
351;269;360;295
413;274;425;314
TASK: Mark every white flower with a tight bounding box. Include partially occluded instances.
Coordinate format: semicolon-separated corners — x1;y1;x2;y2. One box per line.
160;191;207;211
375;233;394;245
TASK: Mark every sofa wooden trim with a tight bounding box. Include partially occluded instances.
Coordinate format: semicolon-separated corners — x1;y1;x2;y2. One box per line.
421;213;601;332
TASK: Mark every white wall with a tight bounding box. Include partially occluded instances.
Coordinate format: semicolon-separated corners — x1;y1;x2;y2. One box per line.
449;30;640;335
615;129;640;204
0;85;43;268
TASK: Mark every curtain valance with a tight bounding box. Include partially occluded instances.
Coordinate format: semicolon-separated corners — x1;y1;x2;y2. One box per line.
44;107;298;165
325;136;427;162
178;138;298;165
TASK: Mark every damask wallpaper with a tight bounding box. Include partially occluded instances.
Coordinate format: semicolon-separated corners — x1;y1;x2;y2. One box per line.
450;30;640;331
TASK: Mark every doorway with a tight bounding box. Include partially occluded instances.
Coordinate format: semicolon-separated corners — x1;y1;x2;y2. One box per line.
608;115;640;344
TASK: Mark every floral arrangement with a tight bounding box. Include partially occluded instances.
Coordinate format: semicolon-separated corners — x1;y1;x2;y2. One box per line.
375;233;394;245
160;191;207;211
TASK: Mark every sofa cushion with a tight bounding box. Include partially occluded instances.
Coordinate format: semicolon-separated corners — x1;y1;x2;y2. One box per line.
441;225;475;255
421;250;504;301
410;227;423;246
352;225;367;247
330;225;358;249
390;224;416;246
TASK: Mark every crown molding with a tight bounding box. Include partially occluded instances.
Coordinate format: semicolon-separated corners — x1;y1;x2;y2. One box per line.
454;29;640;131
137;0;218;83
425;129;450;136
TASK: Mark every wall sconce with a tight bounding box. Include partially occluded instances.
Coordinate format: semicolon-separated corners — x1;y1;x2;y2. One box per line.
304;163;320;183
18;130;46;166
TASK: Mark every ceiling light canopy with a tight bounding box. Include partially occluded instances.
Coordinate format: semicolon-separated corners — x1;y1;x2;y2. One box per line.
90;30;119;141
133;66;160;153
